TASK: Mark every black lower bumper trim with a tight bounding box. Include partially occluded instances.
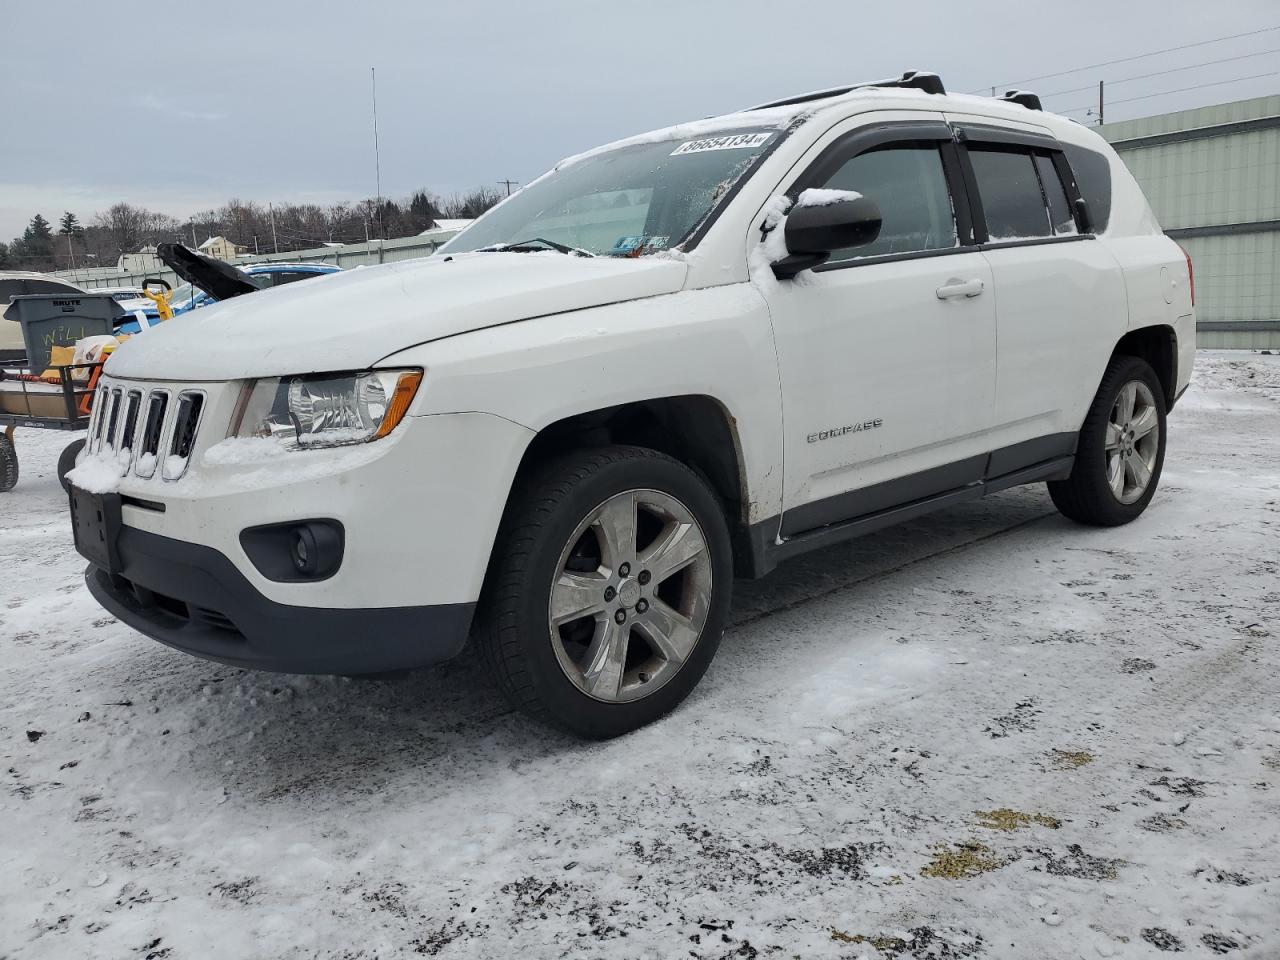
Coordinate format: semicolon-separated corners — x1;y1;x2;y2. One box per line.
86;525;475;674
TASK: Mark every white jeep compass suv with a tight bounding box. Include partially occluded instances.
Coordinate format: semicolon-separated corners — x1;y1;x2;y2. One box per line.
70;72;1195;737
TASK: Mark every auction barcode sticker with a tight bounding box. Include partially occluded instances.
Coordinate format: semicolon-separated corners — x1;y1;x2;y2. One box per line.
671;132;773;156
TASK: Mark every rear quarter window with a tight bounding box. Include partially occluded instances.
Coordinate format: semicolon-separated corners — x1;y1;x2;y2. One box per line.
1062;144;1112;233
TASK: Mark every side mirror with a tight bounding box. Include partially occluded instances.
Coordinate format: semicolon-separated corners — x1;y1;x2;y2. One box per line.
773;194;882;279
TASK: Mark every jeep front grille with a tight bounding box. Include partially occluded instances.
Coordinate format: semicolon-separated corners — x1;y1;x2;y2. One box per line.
89;382;205;481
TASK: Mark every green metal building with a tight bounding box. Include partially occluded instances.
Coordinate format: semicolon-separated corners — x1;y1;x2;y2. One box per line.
1101;94;1280;349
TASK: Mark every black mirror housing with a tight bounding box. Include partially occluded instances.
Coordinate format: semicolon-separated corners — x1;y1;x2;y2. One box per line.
773;195;883;279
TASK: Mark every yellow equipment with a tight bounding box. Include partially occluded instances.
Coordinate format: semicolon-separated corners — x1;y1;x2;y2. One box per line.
142;278;174;321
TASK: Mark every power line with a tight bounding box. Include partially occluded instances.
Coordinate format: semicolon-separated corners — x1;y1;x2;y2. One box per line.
969;24;1280;92
1056;69;1280;115
1036;47;1280;100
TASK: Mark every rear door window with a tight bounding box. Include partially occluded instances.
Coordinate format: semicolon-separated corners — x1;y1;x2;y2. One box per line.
968;147;1052;241
1034;154;1078;236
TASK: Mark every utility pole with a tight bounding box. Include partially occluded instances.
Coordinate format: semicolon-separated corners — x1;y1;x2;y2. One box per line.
191;223;197;248
1098;80;1105;126
270;203;279;254
371;66;384;240
66;233;75;269
498;178;518;196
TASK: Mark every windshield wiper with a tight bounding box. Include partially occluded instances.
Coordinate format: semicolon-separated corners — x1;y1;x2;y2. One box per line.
477;237;594;257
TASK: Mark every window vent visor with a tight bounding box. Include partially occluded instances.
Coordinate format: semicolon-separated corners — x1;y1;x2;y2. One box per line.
135;391;169;479
162;392;205;480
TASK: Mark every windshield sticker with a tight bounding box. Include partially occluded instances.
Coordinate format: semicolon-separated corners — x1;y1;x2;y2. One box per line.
670;133;773;156
611;235;670;256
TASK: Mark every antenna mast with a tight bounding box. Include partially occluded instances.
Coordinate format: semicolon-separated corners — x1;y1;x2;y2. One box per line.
372;66;384;240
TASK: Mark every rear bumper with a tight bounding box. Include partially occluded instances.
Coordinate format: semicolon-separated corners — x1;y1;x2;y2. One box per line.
88;525;474;674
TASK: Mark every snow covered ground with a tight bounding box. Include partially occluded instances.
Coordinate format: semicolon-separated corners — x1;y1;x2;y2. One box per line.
2;351;1277;959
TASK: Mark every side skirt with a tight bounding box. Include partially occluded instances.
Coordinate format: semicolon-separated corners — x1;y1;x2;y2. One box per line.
743;434;1075;578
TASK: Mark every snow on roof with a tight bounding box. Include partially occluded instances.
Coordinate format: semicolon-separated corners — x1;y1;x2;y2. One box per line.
553;82;1084;172
419;219;473;236
555;101;808;170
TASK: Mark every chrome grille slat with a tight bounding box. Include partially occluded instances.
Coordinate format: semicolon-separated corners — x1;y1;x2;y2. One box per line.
105;389;123;451
87;386;108;452
120;391;142;459
135;390;169;479
162;391;205;481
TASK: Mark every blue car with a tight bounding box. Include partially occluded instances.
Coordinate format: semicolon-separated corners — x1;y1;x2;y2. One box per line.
116;261;342;334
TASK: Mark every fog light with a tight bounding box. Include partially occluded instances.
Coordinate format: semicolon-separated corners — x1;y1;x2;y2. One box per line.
240;519;345;583
292;528;315;573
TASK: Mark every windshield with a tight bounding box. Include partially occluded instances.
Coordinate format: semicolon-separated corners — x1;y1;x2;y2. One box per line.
442;129;781;257
166;282;202;309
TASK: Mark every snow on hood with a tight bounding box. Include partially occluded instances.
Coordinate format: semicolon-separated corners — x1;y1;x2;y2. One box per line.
105;252;688;380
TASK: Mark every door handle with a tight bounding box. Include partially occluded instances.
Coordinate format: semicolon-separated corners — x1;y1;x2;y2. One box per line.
936;278;985;300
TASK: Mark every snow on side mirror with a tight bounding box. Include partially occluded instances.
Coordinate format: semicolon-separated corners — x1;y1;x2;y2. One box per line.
773;190;883;279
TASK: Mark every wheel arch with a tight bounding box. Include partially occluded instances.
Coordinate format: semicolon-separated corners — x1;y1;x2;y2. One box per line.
1114;324;1178;409
511;395;758;576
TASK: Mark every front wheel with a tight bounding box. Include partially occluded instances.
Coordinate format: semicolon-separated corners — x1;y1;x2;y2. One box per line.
1049;355;1167;526
478;446;733;738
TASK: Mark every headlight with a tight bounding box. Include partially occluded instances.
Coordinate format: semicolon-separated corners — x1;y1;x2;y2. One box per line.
229;369;422;448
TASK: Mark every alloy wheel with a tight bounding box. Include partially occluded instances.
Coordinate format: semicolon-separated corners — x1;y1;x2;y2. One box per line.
1106;379;1160;505
548;488;713;703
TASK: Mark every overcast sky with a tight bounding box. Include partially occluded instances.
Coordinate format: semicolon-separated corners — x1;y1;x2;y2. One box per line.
3;0;1278;241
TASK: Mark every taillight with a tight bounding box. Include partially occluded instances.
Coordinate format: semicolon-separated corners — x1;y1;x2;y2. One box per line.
1179;244;1194;307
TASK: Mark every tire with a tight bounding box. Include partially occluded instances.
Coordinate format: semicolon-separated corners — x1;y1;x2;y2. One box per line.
0;433;17;493
58;438;86;493
1049;355;1167;526
478;445;734;739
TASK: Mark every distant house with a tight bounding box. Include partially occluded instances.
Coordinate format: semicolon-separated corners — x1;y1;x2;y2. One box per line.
198;236;248;261
416;219;473;253
421;219;474;233
117;244;162;273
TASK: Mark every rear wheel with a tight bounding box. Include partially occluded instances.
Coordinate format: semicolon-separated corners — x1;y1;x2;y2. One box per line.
478;446;733;738
58;438;86;493
0;432;17;493
1049;355;1166;526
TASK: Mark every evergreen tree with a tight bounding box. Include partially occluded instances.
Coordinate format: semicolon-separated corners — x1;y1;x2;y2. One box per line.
408;190;443;230
0;241;10;269
58;211;82;237
22;214;55;264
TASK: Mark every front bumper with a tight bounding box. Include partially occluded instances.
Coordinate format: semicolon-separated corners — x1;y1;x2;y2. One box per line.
76;372;536;671
88;525;475;673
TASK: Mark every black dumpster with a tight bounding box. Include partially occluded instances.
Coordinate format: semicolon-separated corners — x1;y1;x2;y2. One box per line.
3;294;124;372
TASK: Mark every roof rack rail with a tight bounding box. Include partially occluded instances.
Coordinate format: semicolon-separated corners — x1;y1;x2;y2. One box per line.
998;90;1043;111
748;70;945;111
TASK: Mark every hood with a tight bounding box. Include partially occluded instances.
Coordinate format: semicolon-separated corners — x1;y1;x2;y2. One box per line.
157;242;259;301
105;252;688;380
